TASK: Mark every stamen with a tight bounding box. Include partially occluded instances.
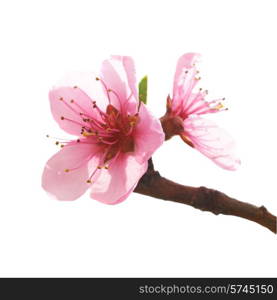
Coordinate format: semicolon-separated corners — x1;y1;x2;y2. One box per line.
71;100;93;119
178;68;200;113
93;102;108;121
96;77;111;103
59;96;93;125
60;116;91;130
108;88;123;111
214;103;224;110
86;164;101;184
63;152;99;174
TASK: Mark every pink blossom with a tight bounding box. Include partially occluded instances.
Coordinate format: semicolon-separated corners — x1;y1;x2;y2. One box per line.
161;53;240;170
42;56;164;203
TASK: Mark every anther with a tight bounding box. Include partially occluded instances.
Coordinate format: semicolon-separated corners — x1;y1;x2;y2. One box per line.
95;77;100;81
97;166;102;169
59;97;63;101
70;99;74;103
60;145;64;148
215;103;224;110
77;139;80;143
46;134;50;138
73;86;78;89
104;166;109;169
55;141;59;145
60;116;64;120
86;180;92;184
64;169;70;172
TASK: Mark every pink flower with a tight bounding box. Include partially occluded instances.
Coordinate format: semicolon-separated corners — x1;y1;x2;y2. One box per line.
161;53;240;170
42;56;164;204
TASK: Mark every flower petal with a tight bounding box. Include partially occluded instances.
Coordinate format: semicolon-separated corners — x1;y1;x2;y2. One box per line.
55;71;109;111
90;153;148;204
134;103;164;163
49;86;97;136
101;56;138;109
42;142;101;201
183;116;241;170
173;53;200;111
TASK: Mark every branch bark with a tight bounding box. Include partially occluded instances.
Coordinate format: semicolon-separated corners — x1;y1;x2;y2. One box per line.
134;159;277;234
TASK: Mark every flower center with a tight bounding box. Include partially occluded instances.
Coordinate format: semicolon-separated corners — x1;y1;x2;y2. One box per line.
82;103;139;163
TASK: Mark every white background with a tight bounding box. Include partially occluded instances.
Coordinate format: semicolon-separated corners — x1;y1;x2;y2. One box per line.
0;0;276;277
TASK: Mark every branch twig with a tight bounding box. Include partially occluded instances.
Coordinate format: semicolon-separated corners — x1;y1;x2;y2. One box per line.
134;159;277;234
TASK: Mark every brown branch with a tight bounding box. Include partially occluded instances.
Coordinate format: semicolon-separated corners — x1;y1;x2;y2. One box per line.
134;159;277;234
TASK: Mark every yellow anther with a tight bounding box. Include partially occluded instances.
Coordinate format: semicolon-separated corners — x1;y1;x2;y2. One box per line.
215;103;224;110
64;169;70;172
82;131;95;137
104;166;109;169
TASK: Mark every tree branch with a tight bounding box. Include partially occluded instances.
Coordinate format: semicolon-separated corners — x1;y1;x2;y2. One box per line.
134;159;277;234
